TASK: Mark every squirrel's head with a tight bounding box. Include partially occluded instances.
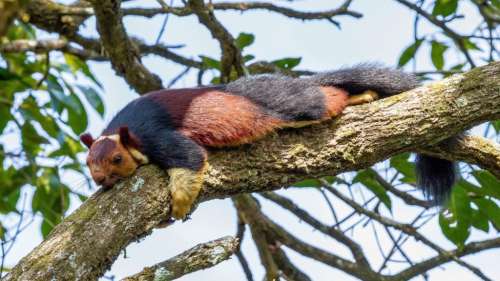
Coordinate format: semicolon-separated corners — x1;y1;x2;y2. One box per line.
80;126;149;188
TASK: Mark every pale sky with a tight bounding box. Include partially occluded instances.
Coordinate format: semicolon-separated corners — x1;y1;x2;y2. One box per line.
5;1;499;280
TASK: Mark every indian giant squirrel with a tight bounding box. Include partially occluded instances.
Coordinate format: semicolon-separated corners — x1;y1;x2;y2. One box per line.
80;65;457;219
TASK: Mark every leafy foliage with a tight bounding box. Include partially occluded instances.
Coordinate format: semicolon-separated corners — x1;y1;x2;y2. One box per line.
0;22;104;238
394;0;500;247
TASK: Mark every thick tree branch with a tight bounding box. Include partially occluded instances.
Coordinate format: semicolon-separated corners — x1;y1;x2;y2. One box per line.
233;196;281;280
25;0;90;37
89;0;163;93
4;62;499;281
121;236;238;281
420;135;500;179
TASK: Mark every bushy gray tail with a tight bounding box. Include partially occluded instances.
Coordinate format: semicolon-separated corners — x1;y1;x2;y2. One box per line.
311;64;457;204
309;64;420;97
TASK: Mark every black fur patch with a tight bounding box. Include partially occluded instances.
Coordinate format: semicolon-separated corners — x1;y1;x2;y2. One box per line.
416;154;458;204
103;97;206;171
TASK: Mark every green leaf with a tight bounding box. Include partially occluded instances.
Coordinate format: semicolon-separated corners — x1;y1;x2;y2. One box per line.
21;121;48;157
398;39;423;67
432;0;458;17
0;67;20;80
243;54;255;63
49;135;85;159
474;198;500;230
390;153;416;183
200;55;221;70
66;93;88;135
0;223;5;241
41;219;54;238
462;38;481;51
47;75;81;114
439;212;470;246
455;178;484;197
473;171;500;199
471;208;490;232
19;96;60;138
32;169;69;237
0;104;12;133
235;32;255;50
441;185;472;246
431;41;448;70
0;188;20;214
76;85;105;116
492;0;500;9
353;170;392;210
271;57;302;70
492;120;500;133
64;53;102;88
292;178;321;188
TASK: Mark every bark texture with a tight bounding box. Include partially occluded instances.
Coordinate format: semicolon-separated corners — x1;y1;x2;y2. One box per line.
4;62;500;281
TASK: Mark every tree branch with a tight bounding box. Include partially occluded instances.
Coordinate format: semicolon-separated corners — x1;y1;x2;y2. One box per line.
187;0;245;82
4;62;499;281
123;1;362;24
391;237;500;281
321;181;495;281
121;236;238;281
420;135;500;179
234;195;313;281
89;0;163;93
0;39;68;53
260;192;370;267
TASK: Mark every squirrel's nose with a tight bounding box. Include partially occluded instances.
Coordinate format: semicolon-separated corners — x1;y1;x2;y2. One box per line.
94;175;105;185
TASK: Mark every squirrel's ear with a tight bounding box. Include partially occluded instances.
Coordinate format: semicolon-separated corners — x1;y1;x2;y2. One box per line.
119;126;139;148
80;133;94;149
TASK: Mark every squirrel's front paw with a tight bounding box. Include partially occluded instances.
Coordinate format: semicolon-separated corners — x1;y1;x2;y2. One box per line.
171;189;195;220
167;166;206;220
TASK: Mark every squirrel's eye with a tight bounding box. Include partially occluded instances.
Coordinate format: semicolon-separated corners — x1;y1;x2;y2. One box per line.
112;155;122;165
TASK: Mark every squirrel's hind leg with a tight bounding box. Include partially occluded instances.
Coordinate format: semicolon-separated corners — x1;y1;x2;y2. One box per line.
347;90;379;106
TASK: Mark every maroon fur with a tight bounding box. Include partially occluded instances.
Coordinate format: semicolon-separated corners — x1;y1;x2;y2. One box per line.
319;86;349;118
148;87;283;147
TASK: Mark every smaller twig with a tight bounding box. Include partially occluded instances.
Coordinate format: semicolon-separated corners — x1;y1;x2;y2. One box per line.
234;214;254;281
154;0;174;44
368;168;431;208
36;53;50;88
0;39;68;53
121;236;238;281
260;192;370;267
318;188;339;226
167;67;191;88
